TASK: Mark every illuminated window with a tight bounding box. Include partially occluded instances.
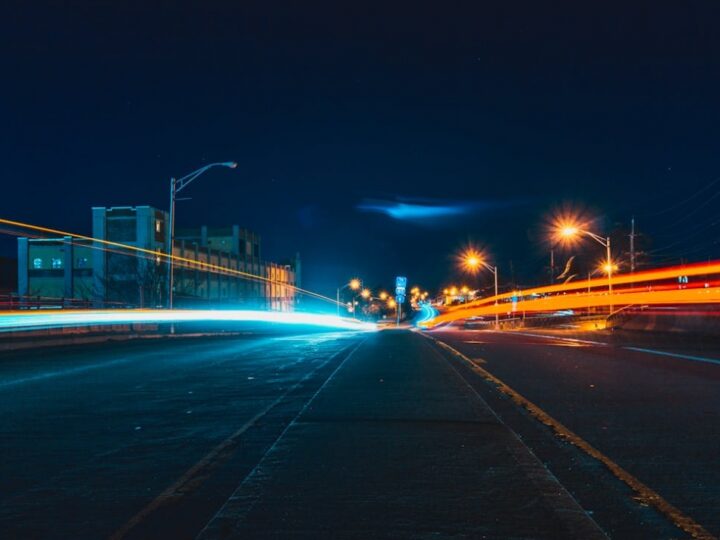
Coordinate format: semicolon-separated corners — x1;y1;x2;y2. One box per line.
155;219;162;233
51;258;63;269
77;257;88;267
33;258;42;269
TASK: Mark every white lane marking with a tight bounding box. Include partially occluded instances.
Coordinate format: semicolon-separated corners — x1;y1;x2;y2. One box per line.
0;356;147;388
111;339;364;540
624;347;720;366
505;331;608;347
197;340;365;539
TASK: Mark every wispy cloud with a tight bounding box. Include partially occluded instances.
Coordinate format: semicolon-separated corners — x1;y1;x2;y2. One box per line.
357;197;526;224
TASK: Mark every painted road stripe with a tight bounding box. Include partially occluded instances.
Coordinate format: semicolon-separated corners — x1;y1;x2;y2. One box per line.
197;336;365;539
426;335;715;540
110;339;364;540
508;331;608;346
625;347;720;367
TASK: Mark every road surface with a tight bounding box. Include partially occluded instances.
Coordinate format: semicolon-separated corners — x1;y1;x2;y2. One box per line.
1;328;718;538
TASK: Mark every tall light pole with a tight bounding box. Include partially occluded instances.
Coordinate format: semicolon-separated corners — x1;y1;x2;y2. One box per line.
559;226;613;313
462;250;500;329
336;278;361;317
167;161;237;309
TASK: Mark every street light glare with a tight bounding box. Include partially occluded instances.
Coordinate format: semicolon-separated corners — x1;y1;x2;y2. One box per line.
361;288;371;299
601;262;619;274
561;226;579;237
224;161;239;169
459;247;484;274
349;278;361;290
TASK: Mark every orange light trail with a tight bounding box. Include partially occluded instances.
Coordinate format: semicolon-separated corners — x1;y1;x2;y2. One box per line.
0;217;339;306
424;260;720;327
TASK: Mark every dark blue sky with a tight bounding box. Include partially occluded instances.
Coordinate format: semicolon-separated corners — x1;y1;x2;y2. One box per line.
2;1;720;295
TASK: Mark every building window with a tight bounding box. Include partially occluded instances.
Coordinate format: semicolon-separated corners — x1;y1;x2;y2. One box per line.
77;257;88;267
51;258;63;269
33;258;43;269
155;219;162;233
107;218;137;242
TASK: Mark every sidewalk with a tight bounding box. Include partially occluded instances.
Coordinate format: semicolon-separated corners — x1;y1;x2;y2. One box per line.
198;330;605;539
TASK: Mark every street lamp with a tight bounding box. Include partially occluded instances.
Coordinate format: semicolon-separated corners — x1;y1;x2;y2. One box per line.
336;278;361;316
558;225;614;312
461;250;499;329
167;161;237;309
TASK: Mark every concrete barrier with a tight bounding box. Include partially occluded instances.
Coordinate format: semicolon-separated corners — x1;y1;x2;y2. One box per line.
609;305;720;337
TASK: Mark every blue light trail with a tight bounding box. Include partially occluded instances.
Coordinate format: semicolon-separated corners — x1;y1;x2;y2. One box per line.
0;310;377;333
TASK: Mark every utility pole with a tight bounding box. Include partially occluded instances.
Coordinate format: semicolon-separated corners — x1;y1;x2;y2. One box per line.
630;217;636;273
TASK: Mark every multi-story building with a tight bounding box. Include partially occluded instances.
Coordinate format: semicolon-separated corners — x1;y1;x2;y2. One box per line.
17;205;300;310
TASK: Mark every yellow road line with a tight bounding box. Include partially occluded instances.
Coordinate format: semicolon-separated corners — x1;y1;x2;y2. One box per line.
425;334;716;540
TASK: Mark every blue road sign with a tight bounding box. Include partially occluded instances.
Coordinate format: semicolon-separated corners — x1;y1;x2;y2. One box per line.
395;276;407;297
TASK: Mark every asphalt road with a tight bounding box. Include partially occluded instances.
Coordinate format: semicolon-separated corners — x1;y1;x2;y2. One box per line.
0;332;363;539
430;327;720;537
2;328;718;538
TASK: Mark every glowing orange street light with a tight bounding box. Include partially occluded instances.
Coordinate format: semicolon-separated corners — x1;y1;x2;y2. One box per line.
560;225;580;238
554;222;614;312
361;288;371;299
337;278;363;317
458;248;499;329
461;285;469;294
379;291;388;301
601;262;619;275
460;248;483;274
387;298;397;308
450;286;458;296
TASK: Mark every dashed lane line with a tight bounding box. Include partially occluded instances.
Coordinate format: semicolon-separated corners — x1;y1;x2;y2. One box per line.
109;339;364;540
196;337;365;539
503;330;609;347
624;347;720;367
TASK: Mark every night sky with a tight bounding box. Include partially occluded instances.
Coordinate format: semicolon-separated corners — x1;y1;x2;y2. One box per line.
3;1;720;296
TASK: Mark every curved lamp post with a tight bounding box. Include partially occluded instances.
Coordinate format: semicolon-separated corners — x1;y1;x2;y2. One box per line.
167;161;237;309
336;278;361;317
463;252;499;329
560;226;613;312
